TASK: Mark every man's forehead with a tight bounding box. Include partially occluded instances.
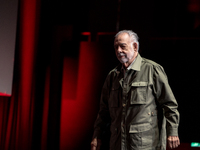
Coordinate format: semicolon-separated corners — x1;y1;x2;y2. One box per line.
114;42;127;46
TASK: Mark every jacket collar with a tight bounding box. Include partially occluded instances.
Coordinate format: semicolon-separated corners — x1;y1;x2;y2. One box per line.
129;54;142;71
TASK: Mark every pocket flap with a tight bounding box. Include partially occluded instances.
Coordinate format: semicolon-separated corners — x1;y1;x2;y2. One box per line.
132;82;148;87
129;123;151;133
130;99;146;104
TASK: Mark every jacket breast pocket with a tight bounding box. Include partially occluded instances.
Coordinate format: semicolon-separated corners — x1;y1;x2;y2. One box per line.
109;85;120;108
130;82;148;105
129;123;152;148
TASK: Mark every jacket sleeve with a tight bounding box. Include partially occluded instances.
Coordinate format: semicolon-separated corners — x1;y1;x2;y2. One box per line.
153;65;180;137
92;73;112;139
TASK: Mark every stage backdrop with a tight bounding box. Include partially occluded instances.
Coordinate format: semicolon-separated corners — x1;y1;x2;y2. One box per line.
0;0;18;96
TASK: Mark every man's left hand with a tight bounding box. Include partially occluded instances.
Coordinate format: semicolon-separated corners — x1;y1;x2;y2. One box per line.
167;136;180;149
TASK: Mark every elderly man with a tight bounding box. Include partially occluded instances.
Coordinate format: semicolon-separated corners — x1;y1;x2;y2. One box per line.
91;30;180;150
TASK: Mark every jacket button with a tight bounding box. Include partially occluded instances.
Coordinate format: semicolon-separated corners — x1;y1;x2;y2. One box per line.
122;103;126;107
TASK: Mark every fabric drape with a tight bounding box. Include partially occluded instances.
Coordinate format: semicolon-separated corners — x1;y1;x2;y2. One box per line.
0;1;51;150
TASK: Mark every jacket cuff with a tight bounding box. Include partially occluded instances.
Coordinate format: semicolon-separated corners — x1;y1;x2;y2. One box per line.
167;125;179;137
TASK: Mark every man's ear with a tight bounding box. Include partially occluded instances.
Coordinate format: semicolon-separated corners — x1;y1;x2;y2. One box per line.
133;42;138;52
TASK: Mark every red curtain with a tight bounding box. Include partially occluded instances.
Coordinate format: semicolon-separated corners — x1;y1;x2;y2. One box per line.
0;0;46;150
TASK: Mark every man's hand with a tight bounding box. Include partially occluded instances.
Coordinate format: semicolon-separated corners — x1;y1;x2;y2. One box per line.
91;138;102;150
167;136;180;149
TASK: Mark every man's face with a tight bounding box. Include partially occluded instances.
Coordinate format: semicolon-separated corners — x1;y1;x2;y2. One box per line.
114;33;137;65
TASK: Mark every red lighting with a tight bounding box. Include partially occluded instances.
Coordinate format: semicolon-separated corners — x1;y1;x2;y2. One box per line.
60;42;103;149
0;92;11;97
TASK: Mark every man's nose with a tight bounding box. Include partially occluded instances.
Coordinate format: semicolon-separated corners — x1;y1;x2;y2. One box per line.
116;47;122;53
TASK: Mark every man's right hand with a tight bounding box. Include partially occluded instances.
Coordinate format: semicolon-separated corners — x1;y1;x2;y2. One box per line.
91;138;102;150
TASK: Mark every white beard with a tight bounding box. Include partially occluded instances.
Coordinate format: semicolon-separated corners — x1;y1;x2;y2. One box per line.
119;57;128;64
117;51;134;64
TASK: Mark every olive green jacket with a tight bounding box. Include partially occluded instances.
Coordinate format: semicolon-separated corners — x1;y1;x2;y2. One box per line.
93;54;179;150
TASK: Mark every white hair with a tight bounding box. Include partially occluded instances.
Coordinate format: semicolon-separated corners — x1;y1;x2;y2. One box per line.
115;30;139;51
